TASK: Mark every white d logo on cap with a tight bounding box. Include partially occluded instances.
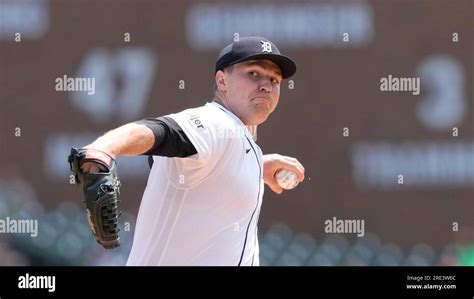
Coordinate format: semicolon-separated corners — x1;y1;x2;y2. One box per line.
260;41;272;53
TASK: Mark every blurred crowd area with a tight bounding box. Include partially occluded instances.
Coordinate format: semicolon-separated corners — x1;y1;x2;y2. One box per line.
0;179;472;266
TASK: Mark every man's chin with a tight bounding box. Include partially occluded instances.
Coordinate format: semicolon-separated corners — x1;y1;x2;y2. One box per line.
246;113;270;126
237;107;272;125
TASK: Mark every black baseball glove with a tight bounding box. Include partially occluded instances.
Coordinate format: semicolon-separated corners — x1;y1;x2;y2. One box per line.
68;148;122;249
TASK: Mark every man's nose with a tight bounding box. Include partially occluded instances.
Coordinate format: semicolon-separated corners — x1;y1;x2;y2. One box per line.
259;78;272;93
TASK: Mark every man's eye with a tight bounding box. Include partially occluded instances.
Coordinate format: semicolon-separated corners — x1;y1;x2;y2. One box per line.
249;71;259;77
271;78;280;85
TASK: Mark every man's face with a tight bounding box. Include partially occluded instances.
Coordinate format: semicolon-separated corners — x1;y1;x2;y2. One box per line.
217;59;283;125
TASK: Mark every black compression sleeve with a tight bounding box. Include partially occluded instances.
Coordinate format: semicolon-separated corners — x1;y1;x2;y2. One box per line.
134;116;197;157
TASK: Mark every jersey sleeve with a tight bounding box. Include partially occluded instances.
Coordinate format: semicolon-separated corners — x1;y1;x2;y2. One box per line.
167;109;213;166
152;106;240;188
134;116;197;158
145;105;241;188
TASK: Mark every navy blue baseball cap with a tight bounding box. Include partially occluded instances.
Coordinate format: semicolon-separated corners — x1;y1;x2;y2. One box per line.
215;36;296;79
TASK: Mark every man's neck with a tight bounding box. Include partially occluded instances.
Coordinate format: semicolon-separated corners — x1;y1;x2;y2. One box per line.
212;97;258;142
212;96;226;109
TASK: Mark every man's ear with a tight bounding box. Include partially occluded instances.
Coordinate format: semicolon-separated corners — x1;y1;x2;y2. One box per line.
215;70;226;92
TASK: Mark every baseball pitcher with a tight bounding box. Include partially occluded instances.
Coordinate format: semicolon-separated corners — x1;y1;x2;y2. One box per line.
68;36;305;266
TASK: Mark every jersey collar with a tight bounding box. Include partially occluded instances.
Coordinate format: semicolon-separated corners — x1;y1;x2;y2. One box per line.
208;101;258;142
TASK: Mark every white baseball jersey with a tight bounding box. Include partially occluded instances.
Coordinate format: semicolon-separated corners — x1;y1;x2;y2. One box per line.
126;101;264;266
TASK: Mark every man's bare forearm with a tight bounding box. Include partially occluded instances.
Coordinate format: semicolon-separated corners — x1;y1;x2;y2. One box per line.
84;123;154;158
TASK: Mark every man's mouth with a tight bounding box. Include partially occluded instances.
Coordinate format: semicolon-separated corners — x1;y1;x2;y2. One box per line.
252;97;272;108
252;96;272;103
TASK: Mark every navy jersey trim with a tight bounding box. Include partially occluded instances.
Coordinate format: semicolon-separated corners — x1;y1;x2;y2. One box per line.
134;116;197;169
135;116;197;157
